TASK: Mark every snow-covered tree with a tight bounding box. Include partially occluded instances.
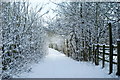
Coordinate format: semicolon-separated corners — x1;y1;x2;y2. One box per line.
1;2;48;78
47;2;119;61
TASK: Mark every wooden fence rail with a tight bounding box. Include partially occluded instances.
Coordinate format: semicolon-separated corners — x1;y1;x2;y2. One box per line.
92;40;120;76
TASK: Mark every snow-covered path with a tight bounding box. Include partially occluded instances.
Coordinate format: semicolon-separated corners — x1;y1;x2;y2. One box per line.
18;48;112;78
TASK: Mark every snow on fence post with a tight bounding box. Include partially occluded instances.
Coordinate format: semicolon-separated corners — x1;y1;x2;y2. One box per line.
108;23;113;74
102;45;105;68
116;40;120;76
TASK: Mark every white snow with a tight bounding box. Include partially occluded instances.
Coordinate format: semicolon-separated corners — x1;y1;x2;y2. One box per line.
117;39;120;41
17;48;112;78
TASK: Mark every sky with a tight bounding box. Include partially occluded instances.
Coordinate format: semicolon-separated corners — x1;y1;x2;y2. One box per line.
28;0;62;3
24;0;61;27
28;0;59;19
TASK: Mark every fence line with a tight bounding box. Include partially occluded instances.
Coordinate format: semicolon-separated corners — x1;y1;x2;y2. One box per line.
91;40;120;76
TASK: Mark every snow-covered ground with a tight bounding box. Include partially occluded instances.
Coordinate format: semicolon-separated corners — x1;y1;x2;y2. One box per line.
16;48;113;78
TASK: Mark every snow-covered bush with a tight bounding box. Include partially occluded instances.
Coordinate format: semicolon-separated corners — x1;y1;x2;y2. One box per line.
1;2;48;78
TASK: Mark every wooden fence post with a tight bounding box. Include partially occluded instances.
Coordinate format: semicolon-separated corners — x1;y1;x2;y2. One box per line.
102;45;105;68
95;45;98;65
96;44;99;65
62;47;64;53
109;23;113;74
66;39;68;56
94;45;97;65
51;44;52;48
89;46;91;61
116;40;120;76
55;44;58;50
92;45;95;63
